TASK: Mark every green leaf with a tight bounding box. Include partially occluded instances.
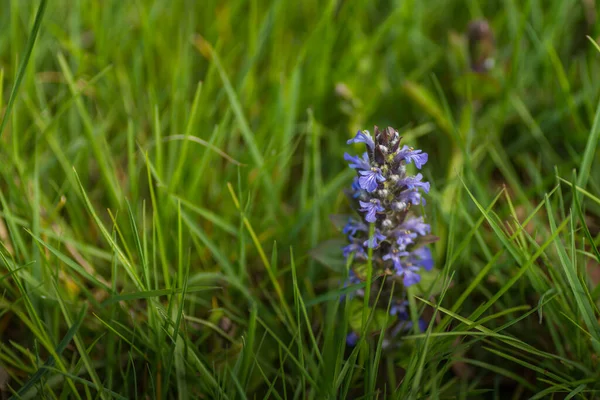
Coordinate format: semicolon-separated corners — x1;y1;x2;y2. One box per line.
413;268;444;297
348;299;394;334
309;239;347;272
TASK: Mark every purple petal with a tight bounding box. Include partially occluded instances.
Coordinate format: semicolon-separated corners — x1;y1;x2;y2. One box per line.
343;219;367;237
346;332;359;346
363;231;387;248
403;269;421;286
390;301;409;318
351;177;362;198
402;218;431;236
359;200;371;209
395;145;428;169
343;243;366;259
358;171;379;192
412;246;434;271
400;189;424;206
395;230;418;248
394;146;410;163
347;130;375;150
400;173;430;193
344;152;370;171
365;208;377;222
409;152;428;169
358;168;385;192
359;200;383;223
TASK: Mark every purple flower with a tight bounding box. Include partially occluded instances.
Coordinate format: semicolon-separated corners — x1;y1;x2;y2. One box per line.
340;126;436;331
400;189;425;206
341;269;362;300
411;246;434;271
391;318;427;337
401;217;431;236
344;152;370;171
395;230;418;249
351;177;362;198
347;130;375;150
395;145;428;169
390;301;409;319
400;173;430;193
358;167;385;192
343;219;367;237
347;269;360;284
343;242;366;259
346;331;359;346
363;230;387;248
383;249;409;271
359;199;384;223
392;320;414;336
400;265;422;286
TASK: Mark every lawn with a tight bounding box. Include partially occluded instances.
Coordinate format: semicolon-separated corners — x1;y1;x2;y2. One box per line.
1;0;600;398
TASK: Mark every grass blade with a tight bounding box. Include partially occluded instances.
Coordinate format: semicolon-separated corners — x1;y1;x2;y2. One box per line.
0;0;47;140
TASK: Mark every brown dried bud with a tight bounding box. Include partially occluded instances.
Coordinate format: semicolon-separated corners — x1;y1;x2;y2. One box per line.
467;19;495;73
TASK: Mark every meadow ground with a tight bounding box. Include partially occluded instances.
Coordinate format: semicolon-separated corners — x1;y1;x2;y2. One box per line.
1;0;600;398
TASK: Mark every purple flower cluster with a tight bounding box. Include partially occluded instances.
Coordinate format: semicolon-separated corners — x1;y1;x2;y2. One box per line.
342;126;434;287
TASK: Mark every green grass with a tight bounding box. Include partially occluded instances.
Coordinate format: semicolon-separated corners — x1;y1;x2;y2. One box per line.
1;0;600;398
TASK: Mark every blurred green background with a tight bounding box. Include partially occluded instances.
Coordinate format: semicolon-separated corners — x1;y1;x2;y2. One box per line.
1;0;600;398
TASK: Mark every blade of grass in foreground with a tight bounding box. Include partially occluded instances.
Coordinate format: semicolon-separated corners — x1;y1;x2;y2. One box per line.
10;303;86;400
227;182;294;327
290;246;324;392
37;367;129;400
546;193;600;354
53;281;105;399
408;274;453;399
576;97;600;192
570;174;600;264
73;168;144;290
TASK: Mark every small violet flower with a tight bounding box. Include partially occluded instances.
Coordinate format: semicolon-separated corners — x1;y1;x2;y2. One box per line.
390;318;428;337
401;217;431;237
383;249;410;271
359;199;384;223
343;242;367;259
341;269;362;301
390;301;410;319
399;265;422;286
395;145;428;169
346;331;360;347
400;189;425;206
390;301;429;337
344;152;371;171
358;167;386;192
351;177;362;198
395;229;418;249
363;230;387;248
347;130;375;150
343;219;367;238
411;246;434;271
400;173;430;193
